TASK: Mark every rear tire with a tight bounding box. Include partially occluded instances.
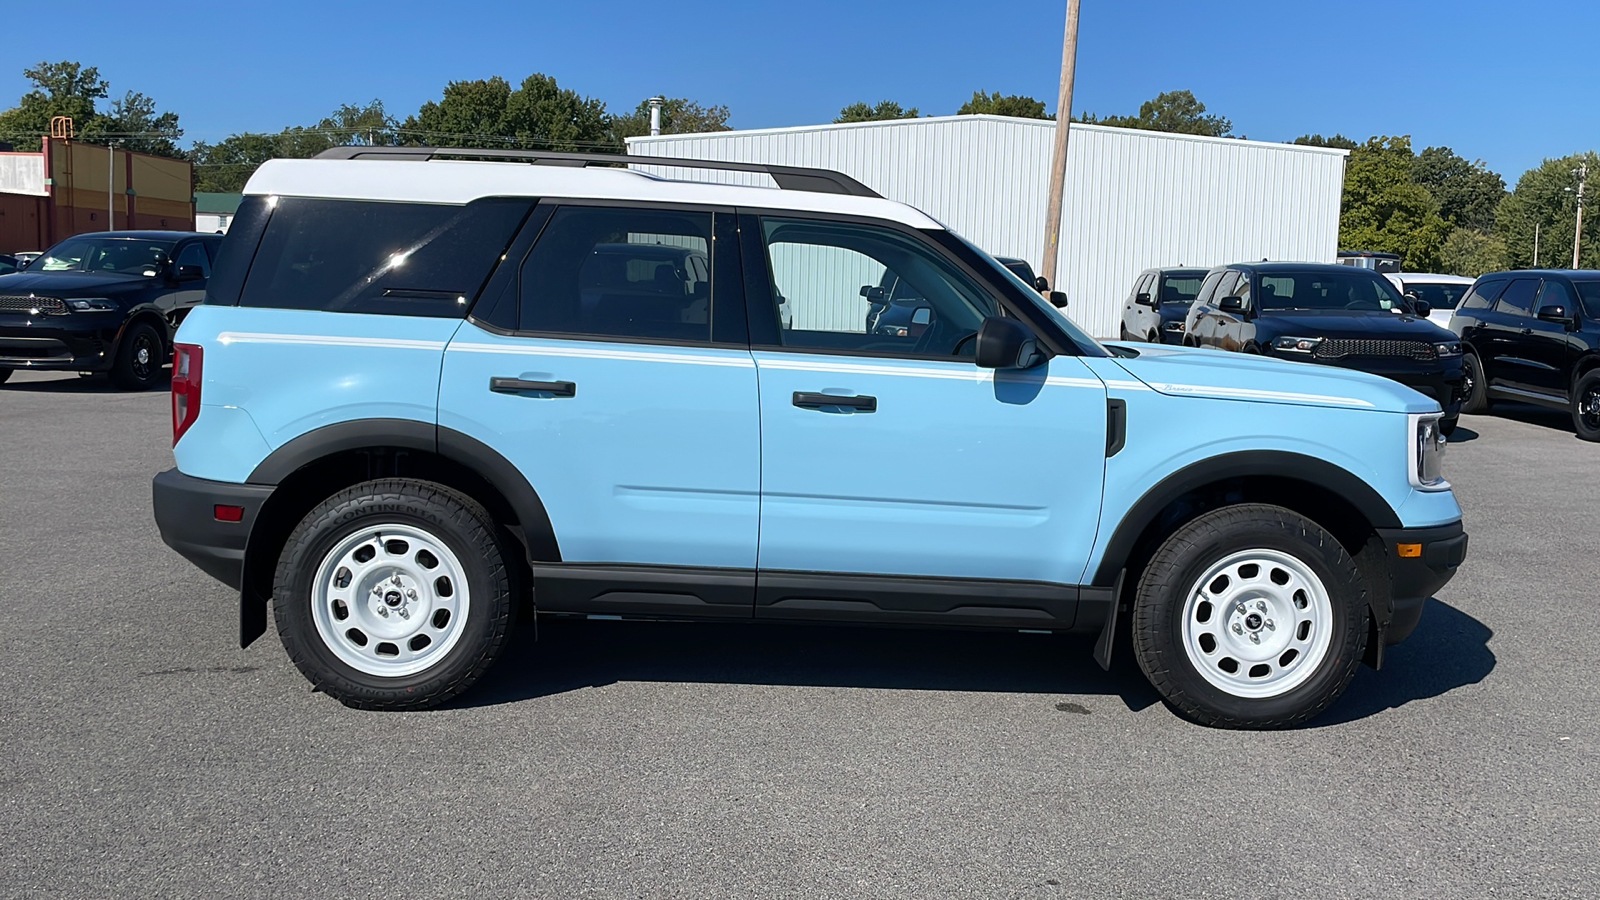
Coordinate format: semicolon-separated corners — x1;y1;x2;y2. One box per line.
110;322;165;390
1460;352;1490;414
273;478;518;710
1573;370;1600;442
0;368;11;384
1130;504;1368;729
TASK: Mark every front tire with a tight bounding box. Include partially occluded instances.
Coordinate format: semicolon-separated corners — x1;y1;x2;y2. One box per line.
0;368;11;385
273;478;518;709
1130;504;1368;729
1460;352;1490;415
1573;370;1600;442
110;321;165;390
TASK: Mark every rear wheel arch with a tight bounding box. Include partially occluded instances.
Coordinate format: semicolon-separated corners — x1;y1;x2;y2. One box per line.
238;420;558;647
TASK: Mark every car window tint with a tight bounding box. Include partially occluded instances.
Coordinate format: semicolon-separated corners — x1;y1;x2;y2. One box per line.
174;243;211;278
1535;279;1573;313
1406;281;1470;311
1213;271;1240;300
1257;270;1403;311
758;216;997;358
1160;275;1203;304
1458;279;1507;311
519;206;712;343
1575;282;1600;319
1495;279;1541;317
240;197;532;317
1193;271;1225;305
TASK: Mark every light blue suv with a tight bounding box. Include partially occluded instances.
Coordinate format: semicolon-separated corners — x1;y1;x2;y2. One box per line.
151;148;1468;728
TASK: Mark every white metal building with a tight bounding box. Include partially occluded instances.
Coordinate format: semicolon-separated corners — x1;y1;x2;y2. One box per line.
627;116;1348;338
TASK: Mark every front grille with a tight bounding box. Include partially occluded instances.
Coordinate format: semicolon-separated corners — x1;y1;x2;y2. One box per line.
0;295;67;315
1312;338;1435;361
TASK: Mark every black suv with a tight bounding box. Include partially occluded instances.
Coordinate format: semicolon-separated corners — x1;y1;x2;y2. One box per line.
1183;262;1464;430
1120;267;1207;344
1449;269;1600;440
0;231;221;388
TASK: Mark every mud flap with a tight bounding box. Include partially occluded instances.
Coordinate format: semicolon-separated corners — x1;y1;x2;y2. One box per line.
1092;569;1127;671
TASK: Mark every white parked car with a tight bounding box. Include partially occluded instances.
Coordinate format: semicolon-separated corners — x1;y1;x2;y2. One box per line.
1386;273;1475;328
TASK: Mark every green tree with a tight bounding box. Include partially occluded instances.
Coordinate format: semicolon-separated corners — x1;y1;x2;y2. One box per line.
189;101;395;192
1440;228;1507;277
1338;136;1451;270
612;96;732;139
958;91;1048;119
0;60;184;157
834;101;919;123
402;74;612;151
1412;146;1505;232
1079;90;1231;137
403;76;517;148
1495;152;1600;269
1293;133;1359;150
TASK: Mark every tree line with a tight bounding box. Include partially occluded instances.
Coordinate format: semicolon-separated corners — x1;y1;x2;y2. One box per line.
1;61;1590;276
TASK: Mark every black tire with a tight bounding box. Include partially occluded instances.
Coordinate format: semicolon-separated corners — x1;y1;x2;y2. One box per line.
1573;370;1600;442
1460;352;1490;415
110;321;165;390
0;368;11;385
1439;415;1458;437
273;478;518;710
1147;330;1160;344
1130;504;1368;729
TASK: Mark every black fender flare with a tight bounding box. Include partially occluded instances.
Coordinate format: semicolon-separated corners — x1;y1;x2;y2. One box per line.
1090;450;1400;587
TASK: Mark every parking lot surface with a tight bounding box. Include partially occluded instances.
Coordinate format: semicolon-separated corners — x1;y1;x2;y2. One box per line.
3;368;1597;899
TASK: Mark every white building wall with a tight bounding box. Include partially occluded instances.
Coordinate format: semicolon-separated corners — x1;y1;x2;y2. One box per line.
0;152;47;196
195;212;233;233
628;116;1347;339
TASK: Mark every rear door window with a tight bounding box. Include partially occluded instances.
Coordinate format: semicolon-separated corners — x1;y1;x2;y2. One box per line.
1494;278;1541;317
239;197;533;317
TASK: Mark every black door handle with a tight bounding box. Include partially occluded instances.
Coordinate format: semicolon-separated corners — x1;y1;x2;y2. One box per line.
793;391;876;411
491;377;576;397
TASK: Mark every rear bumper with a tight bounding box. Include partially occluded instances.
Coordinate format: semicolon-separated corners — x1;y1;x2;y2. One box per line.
1376;520;1468;644
151;468;274;589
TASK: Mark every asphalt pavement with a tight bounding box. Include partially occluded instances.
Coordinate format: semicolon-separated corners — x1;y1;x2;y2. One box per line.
2;368;1596;899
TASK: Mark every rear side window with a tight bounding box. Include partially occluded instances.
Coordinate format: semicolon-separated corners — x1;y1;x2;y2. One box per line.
1494;278;1541;317
239;197;532;317
1458;279;1506;311
518;206;713;343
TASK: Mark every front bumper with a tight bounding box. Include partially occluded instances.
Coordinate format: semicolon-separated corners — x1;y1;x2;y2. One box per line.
0;316;123;371
1375;520;1468;644
151;468;274;589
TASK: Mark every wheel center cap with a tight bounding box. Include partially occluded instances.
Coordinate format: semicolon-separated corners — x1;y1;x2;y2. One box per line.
1244;612;1263;631
383;590;404;608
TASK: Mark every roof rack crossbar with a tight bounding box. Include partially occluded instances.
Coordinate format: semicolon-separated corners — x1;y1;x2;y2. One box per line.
312;146;881;198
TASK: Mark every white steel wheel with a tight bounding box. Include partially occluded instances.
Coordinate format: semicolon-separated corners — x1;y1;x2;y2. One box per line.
309;522;471;678
1180;548;1334;699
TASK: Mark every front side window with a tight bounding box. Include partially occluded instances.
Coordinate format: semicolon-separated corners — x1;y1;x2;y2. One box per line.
240;197;531;317
759;217;996;358
174;243;211;278
519;206;713;343
1257;271;1404;311
1535;279;1573;313
1494;278;1541;317
36;237;173;275
1193;271;1225;306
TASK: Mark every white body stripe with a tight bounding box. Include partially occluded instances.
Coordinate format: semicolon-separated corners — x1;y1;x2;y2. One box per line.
215;332;447;351
450;341;755;368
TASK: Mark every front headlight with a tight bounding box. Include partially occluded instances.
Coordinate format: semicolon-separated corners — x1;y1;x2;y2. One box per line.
1434;341;1463;358
66;297;116;312
1271;336;1322;354
1408;413;1449;490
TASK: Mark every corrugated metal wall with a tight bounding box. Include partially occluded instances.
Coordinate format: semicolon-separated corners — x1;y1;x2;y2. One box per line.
628;116;1347;339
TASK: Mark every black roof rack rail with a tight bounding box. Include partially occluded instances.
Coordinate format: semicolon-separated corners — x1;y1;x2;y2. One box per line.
312;146;881;198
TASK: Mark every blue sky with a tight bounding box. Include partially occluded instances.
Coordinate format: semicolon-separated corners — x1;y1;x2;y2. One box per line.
5;0;1593;181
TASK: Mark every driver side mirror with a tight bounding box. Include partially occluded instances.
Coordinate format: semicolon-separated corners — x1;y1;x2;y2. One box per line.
1048;291;1068;309
975;316;1044;370
175;264;206;282
1537;304;1571;324
1411;299;1432;317
1218;295;1245;313
860;285;886;303
1134;291;1154;308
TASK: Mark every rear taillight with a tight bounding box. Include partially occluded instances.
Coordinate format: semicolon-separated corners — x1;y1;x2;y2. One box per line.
172;343;203;445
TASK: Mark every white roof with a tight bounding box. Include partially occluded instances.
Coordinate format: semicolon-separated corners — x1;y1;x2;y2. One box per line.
1389;272;1475;284
243;158;942;229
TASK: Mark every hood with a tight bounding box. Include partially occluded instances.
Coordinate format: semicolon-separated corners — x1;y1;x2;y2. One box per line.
0;269;154;296
1256;309;1455;340
1102;342;1438;414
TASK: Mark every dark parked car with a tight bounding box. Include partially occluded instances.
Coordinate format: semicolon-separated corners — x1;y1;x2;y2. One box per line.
1183;262;1464;431
0;231;222;388
0;254;18;276
1448;269;1600;440
1120;267;1207;344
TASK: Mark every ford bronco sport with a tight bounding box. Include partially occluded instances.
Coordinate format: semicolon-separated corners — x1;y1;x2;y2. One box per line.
151;147;1467;728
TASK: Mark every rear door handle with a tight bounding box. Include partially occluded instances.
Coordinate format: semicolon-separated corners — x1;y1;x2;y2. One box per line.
793;391;876;411
490;377;576;397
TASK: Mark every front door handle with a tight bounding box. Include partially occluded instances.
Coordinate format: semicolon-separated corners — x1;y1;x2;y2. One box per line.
490;377;576;397
793;391;876;411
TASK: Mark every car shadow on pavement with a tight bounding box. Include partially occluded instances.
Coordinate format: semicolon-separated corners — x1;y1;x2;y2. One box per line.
1481;402;1575;435
452;618;1165;713
1313;599;1495;727
1446;425;1479;443
1;374;169;394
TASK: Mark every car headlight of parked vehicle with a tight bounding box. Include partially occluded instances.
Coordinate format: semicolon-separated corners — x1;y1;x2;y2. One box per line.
1409;413;1448;489
66;298;117;312
1433;341;1463;358
1271;336;1322;354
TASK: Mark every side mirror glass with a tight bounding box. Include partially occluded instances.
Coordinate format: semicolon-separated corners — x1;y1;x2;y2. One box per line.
176;264;206;282
1218;295;1244;312
1134;291;1154;308
975;316;1044;369
1536;304;1570;323
1048;291;1068;309
1412;299;1432;317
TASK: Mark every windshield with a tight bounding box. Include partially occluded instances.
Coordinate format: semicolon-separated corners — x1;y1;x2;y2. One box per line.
36;237;174;276
1160;275;1205;305
947;233;1107;355
1258;270;1409;312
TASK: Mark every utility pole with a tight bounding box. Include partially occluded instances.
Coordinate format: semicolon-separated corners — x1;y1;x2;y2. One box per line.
1534;222;1540;266
107;141;118;231
1573;162;1588;269
1040;0;1082;290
